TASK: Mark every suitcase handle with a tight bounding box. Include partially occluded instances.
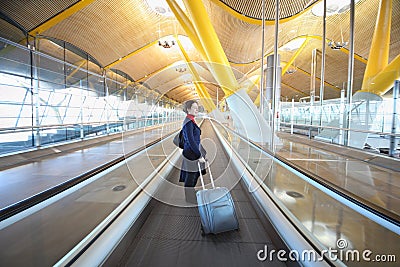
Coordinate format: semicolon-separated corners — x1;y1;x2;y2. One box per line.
198;160;215;190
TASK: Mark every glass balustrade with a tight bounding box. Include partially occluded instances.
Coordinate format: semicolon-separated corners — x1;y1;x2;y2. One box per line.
0;38;183;155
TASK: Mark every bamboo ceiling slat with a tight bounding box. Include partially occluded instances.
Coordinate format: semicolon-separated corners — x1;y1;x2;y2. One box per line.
0;0;79;32
218;0;317;20
42;0;181;66
115;44;183;81
0;18;25;42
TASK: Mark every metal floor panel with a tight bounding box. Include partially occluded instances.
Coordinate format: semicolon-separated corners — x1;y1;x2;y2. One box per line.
121;183;283;267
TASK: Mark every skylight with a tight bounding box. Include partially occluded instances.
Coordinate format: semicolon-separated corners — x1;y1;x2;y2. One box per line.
311;0;361;17
146;0;185;17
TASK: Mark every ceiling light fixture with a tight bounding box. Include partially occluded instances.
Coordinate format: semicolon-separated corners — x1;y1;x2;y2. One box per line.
158;40;175;48
328;26;348;50
286;60;297;74
328;41;349;50
286;68;297;74
175;67;186;73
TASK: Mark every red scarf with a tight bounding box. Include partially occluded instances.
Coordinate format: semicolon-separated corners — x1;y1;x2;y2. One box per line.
186;114;197;125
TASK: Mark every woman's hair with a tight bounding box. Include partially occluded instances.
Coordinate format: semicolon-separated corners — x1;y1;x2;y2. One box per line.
183;100;198;114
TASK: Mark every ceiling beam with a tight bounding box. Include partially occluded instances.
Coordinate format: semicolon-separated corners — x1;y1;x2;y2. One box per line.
104;40;158;69
281;82;308;96
230;35;368;67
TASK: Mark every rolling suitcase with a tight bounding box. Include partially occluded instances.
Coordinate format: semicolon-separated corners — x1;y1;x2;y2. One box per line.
196;161;239;235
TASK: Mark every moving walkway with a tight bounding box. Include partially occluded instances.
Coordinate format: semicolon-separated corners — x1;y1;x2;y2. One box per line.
0;120;398;266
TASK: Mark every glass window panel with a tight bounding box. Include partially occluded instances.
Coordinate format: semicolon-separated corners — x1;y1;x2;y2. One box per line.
16;104;33;127
36;54;65;85
0;45;31;77
63;107;82;124
0;84;29;104
91;81;105;97
66;66;87;87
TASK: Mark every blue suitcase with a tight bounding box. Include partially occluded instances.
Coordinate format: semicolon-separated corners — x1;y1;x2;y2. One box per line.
196;162;239;235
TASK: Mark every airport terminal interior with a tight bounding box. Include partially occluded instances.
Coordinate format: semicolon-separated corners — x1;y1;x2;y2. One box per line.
0;0;399;266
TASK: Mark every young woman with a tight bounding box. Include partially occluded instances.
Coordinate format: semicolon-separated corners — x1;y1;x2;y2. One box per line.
179;100;206;188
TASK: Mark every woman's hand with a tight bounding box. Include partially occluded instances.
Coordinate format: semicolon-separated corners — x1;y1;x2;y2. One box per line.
198;157;206;163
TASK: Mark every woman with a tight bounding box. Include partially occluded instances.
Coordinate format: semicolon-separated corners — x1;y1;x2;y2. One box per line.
179;100;206;188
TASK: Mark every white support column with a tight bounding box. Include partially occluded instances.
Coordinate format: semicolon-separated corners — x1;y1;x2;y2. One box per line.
80;80;84;139
151;99;154;126
344;0;356;146
310;48;317;106
389;80;399;157
31;42;41;148
291;98;294;134
270;0;280;151
259;0;266;116
265;55;274;126
104;73;110;134
319;0;327;133
339;89;346;145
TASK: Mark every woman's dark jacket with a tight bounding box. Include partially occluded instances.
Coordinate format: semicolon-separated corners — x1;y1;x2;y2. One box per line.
179;116;206;186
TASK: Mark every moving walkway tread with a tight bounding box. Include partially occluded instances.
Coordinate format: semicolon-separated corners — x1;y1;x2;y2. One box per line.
113;121;287;267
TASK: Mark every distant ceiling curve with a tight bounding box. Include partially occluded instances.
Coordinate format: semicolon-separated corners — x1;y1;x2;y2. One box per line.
209;0;319;24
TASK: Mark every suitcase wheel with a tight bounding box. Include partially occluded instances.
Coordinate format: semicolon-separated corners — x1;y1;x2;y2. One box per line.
200;225;206;236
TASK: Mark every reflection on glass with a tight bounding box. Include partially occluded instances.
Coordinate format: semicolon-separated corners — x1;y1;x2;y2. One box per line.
215;123;399;266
